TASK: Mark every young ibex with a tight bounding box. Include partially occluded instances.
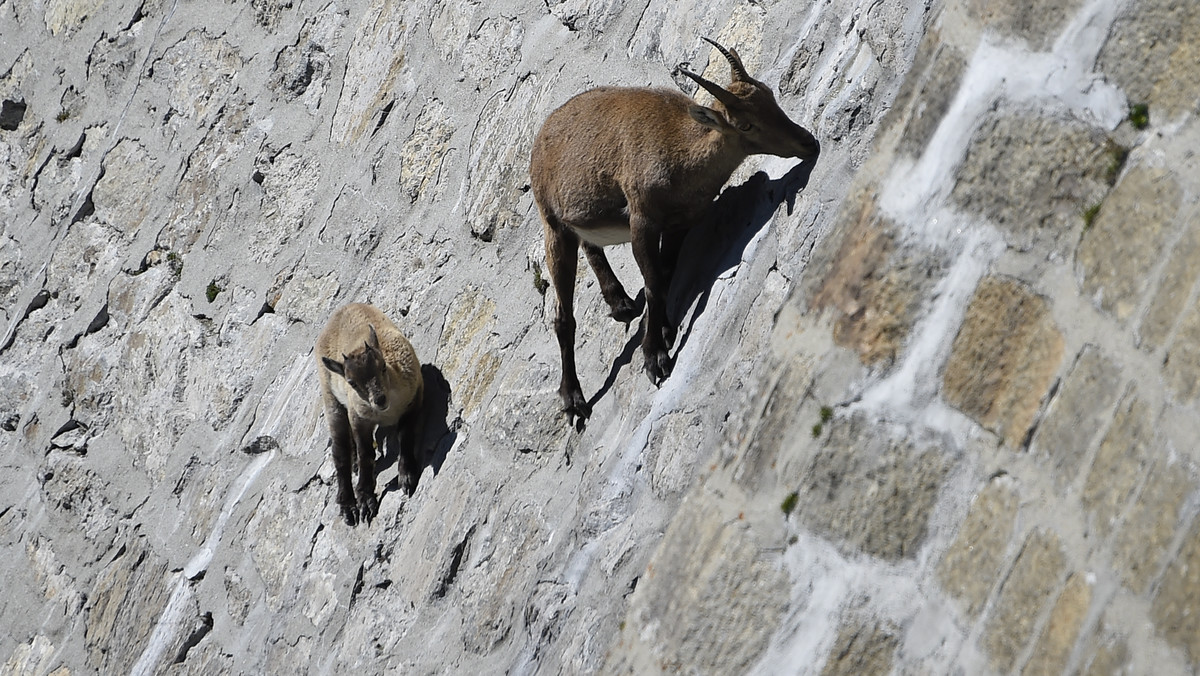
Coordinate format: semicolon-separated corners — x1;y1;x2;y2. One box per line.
530;38;819;421
316;303;424;526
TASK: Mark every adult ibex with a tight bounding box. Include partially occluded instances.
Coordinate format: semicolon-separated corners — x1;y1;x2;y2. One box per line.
316;303;424;526
530;38;819;421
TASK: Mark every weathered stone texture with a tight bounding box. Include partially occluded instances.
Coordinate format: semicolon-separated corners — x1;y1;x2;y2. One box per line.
1165;303;1200;403
1097;1;1200;119
1078;167;1182;323
792;416;949;561
330;0;407;146
938;476;1019;619
952;115;1112;250
85;543;173;674
811;195;933;368
1022;573;1092;676
895;41;966;159
943;276;1064;448
965;0;1080;50
1141;218;1200;351
982;529;1067;673
1112;461;1193;594
820;619;899;676
1032;346;1123;482
1081;393;1155;536
613;497;788;675
1153;518;1200;666
399;99;455;204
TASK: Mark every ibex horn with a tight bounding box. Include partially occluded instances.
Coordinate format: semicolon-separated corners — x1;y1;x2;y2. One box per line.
676;63;741;110
701;37;751;83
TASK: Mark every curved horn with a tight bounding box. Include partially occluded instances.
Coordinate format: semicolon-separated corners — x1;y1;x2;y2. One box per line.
676;63;740;110
702;37;751;83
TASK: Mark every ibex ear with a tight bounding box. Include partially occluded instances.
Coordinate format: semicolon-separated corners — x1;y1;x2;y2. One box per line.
321;356;345;377
366;324;381;352
688;104;732;132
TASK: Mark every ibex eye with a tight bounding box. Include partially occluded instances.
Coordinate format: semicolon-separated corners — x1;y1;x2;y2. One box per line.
737;121;754;132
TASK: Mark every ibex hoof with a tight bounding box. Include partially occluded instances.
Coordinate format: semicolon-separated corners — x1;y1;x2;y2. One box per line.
646;350;674;386
357;494;379;525
561;388;592;423
610;298;639;325
339;501;359;527
661;322;677;347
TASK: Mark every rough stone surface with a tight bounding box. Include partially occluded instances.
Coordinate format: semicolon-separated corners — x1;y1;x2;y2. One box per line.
1097;0;1200;119
1032;346;1124;483
937;476;1019;619
1112;461;1193;594
1078;167;1182;323
952;114;1113;251
790;415;949;561
1152;519;1200;664
943;276;1064;448
3;0;1200;673
1023;573;1092;676
819;619;900;676
1081;393;1155;537
982;529;1066;674
1141;217;1200;351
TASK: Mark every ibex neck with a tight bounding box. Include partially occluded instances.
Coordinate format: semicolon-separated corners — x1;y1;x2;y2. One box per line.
686;129;747;195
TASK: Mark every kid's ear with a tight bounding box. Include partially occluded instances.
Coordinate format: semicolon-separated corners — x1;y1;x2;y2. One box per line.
321;356;345;376
367;324;381;351
688;104;732;131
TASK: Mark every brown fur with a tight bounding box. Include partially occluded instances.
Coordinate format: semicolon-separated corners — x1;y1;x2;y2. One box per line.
316;303;423;526
530;38;819;421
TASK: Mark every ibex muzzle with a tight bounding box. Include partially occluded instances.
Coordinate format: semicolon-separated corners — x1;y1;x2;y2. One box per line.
531;38;819;422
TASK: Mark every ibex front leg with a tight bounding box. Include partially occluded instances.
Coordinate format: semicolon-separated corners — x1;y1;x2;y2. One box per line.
325;400;359;526
631;210;674;385
350;418;378;524
544;216;591;421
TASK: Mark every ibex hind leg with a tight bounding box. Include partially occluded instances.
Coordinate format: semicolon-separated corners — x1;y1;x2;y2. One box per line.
583;242;639;325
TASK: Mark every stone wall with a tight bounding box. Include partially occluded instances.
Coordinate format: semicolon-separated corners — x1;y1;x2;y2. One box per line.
1;0;1198;674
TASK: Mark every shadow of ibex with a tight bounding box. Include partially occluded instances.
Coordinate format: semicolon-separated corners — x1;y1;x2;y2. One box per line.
585;160;815;412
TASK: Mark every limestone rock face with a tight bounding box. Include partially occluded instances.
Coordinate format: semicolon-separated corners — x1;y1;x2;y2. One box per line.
3;0;1200;674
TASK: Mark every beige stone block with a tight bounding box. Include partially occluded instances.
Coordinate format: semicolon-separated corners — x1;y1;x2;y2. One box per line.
791;415;949;561
1078;167;1182;323
1081;394;1155;536
1098;0;1200;117
1022;573;1092;676
1141;220;1200;351
1112;461;1193;593
938;476;1019;618
1080;631;1130;676
896;43;967;158
943;276;1064;448
1165;303;1200;403
1152;518;1200;666
613;496;788;675
983;529;1066;673
811;197;931;368
1032;346;1124;482
952;115;1111;250
820;620;899;676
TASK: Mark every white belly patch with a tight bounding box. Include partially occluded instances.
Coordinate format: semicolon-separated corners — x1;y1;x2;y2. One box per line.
574;224;632;246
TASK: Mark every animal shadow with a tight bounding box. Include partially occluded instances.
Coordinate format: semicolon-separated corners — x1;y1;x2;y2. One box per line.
585;160;815;412
668;160;816;355
376;363;459;497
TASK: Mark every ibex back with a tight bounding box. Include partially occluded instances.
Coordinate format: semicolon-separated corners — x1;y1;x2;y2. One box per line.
530;38;819;421
317;303;424;526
